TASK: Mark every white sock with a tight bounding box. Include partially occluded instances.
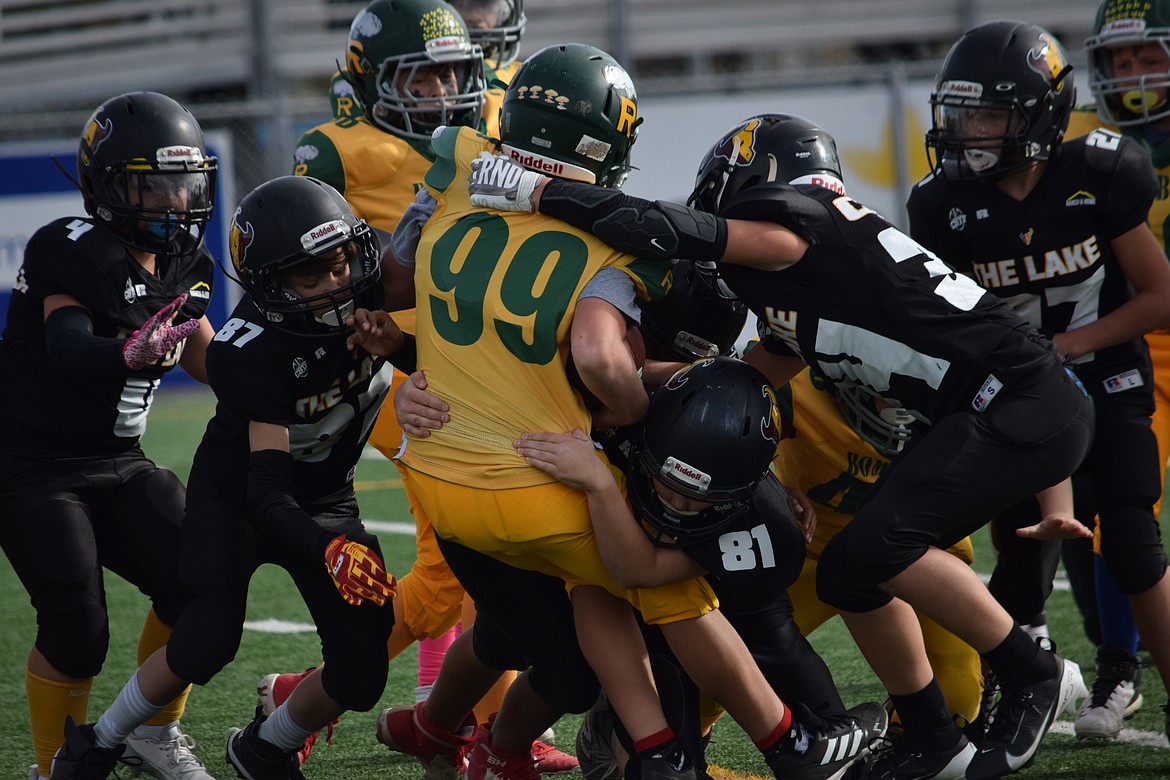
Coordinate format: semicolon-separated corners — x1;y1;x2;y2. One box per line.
93;673;164;748
257;705;314;752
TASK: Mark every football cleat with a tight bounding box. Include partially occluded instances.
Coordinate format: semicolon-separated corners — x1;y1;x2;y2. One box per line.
257;668;332;768
965;655;1084;780
763;702;888;780
376;704;476;780
48;716;128;780
576;698;621;780
467;725;541;780
531;740;579;775
225;708;304;780
1074;646;1143;740
122;722;214;780
861;735;974;780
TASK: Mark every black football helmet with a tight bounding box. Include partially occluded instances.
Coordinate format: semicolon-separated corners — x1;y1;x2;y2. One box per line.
628;357;781;547
1086;0;1170;125
638;259;748;361
499;43;641;187
926;20;1074;181
345;0;486;140
688;113;844;218
449;0;525;66
77;91;217;257
228;176;383;336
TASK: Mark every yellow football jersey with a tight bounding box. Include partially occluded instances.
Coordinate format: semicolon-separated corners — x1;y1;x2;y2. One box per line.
292;117;433;234
773;370;974;565
401;126;671;488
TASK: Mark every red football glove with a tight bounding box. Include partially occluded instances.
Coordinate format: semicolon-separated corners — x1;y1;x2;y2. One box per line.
323;535;397;607
123;293;201;370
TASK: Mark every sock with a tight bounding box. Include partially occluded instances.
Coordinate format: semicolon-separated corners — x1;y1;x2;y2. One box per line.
136;610;191;727
633;727;675;756
93;672;165;748
635;735;688;775
984;625;1055;687
418;626;459;688
473;669;516;725
258;704;315;752
753;711;791;753
890;679;959;745
27;668;91;776
1095;558;1140;655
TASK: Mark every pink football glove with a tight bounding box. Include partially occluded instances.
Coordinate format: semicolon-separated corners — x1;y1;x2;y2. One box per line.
122;293;201;370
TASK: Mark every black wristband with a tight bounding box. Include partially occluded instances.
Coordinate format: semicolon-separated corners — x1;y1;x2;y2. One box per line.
388;332;417;374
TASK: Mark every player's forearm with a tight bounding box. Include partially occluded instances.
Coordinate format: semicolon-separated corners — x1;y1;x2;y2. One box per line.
585;486;698;588
1057;291;1170;359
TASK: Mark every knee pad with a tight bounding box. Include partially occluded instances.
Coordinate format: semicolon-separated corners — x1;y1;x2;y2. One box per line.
1100;524;1169;594
36;598;109;679
164;588;246;685
529;649;600;714
322;656;389;712
815;528;885;612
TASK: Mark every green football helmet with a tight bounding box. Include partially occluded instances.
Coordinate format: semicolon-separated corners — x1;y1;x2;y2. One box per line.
344;0;486;140
498;43;641;188
448;0;526;66
1086;0;1170;125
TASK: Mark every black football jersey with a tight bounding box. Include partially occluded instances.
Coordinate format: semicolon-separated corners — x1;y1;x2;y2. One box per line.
718;185;1060;424
0;217;213;457
907;132;1157;397
193;298;395;506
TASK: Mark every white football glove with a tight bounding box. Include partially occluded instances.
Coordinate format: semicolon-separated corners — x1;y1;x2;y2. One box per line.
468;152;542;212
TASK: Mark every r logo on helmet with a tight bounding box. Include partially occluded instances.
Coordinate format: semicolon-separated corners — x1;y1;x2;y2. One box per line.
712;119;761;166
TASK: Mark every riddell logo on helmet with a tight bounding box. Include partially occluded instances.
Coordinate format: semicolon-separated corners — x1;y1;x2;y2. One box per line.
508;149;565;175
666;458;710;490
300;220;350;251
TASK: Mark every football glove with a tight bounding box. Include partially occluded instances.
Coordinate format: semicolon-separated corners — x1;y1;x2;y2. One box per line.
123;293;201;370
324;534;397;607
468;152;542;212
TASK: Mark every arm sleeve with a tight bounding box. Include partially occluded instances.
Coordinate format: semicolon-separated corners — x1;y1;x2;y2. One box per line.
247;449;336;560
43;306;127;378
538;179;729;262
386;332;418;373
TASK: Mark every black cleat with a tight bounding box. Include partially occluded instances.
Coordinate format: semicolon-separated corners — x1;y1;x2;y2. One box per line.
860;734;973;779
49;716;127;780
225;708;305;780
965;655;1084;780
763;702;888;780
